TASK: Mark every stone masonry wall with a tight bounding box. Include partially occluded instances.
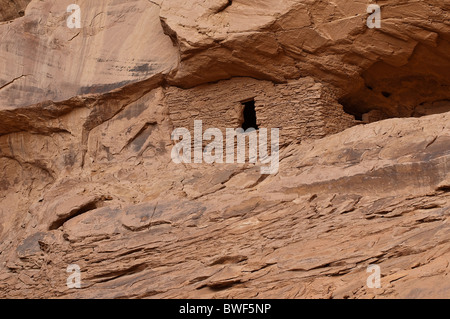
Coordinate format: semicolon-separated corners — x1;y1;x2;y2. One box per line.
166;77;356;147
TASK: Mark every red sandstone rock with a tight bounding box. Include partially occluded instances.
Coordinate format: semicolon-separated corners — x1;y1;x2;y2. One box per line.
0;0;449;299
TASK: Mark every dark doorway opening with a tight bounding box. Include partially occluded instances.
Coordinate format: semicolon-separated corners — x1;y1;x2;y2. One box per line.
241;99;259;130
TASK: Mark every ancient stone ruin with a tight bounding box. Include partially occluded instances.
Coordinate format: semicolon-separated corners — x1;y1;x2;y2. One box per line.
0;0;449;299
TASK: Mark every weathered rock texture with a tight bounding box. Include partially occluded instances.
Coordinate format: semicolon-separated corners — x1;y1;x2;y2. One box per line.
0;0;30;22
0;0;177;108
0;0;449;299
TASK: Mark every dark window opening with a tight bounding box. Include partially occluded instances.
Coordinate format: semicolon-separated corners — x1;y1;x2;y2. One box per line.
381;91;392;98
340;97;363;121
241;99;259;130
352;113;363;121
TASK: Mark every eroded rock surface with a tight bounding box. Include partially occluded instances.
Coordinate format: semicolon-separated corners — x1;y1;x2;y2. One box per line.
0;0;449;299
0;0;178;108
0;0;31;22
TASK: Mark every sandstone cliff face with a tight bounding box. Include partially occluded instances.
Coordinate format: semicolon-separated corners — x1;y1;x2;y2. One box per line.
0;0;449;299
0;0;30;22
0;0;178;108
